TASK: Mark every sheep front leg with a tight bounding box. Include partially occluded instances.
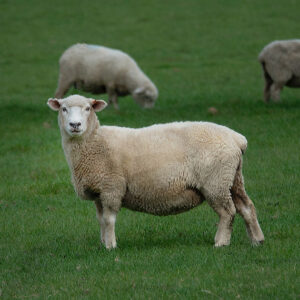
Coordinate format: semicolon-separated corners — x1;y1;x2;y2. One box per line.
102;207;118;249
107;86;119;110
95;201;106;246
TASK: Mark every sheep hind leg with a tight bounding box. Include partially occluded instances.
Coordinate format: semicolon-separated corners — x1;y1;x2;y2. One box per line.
231;163;264;245
54;74;74;99
270;82;285;102
205;190;236;247
263;73;273;102
94;201;106;246
261;62;273;102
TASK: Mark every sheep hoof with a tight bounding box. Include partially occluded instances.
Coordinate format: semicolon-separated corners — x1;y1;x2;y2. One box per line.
251;239;264;246
105;241;117;250
214;240;230;247
106;245;117;250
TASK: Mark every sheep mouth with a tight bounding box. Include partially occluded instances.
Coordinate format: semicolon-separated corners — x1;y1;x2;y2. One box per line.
69;129;82;135
142;102;155;109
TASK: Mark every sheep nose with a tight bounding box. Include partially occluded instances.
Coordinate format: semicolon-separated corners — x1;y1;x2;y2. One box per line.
69;122;81;128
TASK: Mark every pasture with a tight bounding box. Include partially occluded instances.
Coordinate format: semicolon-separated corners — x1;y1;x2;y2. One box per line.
0;0;299;298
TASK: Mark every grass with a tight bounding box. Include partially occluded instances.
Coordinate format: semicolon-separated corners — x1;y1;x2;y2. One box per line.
0;0;300;299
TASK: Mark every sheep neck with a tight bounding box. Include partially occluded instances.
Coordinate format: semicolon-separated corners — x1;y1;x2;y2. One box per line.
125;68;150;92
60;116;101;173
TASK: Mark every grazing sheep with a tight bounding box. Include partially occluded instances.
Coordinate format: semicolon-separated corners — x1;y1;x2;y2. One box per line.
47;94;264;249
258;39;300;102
55;43;158;109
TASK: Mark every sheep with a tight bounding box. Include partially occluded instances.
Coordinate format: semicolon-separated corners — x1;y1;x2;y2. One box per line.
47;94;265;249
55;43;158;109
258;39;300;102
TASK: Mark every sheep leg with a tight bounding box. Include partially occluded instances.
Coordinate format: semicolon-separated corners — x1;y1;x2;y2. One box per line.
231;164;264;245
102;206;117;249
261;62;273;102
270;82;284;102
263;75;273;102
55;75;73;99
107;87;119;110
205;189;236;247
213;196;236;247
94;201;106;246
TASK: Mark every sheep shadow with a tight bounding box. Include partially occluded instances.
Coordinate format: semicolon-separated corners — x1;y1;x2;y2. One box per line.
117;232;214;250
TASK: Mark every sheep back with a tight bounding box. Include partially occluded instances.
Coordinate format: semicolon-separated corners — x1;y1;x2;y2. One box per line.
259;40;300;80
59;43;150;93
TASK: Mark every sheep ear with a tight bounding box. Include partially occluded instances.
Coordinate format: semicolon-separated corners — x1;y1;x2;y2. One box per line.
47;98;61;111
92;100;107;112
134;87;145;95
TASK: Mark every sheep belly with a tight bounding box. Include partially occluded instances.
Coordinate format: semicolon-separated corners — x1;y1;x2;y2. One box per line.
287;75;300;87
74;79;106;94
122;187;205;216
75;79;129;96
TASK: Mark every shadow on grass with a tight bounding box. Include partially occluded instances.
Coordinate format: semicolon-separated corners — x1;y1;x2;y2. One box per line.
23;228;214;260
118;233;214;251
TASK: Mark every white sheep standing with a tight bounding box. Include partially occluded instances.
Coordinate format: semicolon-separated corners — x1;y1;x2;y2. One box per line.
55;43;158;109
47;94;264;249
258;39;300;102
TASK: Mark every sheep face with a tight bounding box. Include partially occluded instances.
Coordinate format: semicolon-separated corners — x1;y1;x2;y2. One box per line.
47;95;107;137
132;86;158;109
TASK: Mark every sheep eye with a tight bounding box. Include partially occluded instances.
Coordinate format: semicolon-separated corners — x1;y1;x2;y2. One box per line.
85;107;90;111
62;107;67;112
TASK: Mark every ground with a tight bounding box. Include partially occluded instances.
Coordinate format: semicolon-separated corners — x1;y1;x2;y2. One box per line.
0;0;299;298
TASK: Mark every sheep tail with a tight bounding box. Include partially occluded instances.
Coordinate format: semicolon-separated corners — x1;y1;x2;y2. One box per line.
258;51;273;84
260;61;273;86
232;132;248;154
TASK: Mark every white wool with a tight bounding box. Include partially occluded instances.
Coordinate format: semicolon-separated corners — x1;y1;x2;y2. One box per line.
48;95;264;249
55;43;158;109
258;39;300;102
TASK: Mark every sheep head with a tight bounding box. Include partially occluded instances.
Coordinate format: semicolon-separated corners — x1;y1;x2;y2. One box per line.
132;85;158;109
47;95;107;138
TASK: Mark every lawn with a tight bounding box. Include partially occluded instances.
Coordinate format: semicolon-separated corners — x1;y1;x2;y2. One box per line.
0;0;300;299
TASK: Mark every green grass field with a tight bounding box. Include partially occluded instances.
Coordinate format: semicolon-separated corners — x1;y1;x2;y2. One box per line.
1;0;300;298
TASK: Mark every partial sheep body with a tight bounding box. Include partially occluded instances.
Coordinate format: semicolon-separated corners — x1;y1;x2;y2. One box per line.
48;95;264;249
259;39;300;102
55;43;158;109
